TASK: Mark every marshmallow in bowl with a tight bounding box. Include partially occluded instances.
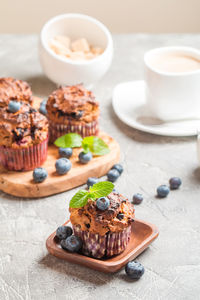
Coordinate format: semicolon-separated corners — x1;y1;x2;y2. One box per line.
49;35;104;61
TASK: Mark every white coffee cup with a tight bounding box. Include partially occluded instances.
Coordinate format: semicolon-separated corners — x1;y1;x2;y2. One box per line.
144;46;200;121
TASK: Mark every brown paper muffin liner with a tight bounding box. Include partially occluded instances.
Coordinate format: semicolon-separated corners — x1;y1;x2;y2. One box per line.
49;120;99;143
0;137;48;171
73;225;131;259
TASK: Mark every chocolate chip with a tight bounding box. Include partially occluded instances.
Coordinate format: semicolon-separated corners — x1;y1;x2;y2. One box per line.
71;110;83;119
12;128;24;142
29;108;37;113
117;213;124;220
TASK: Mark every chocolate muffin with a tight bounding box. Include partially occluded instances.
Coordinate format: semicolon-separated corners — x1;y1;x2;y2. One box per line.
0;102;48;171
0;77;32;107
70;191;135;258
46;84;99;143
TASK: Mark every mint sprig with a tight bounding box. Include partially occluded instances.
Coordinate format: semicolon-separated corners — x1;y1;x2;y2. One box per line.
69;181;114;208
54;133;110;156
54;133;82;148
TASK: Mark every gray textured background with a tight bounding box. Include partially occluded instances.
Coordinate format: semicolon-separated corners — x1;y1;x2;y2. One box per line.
0;34;200;300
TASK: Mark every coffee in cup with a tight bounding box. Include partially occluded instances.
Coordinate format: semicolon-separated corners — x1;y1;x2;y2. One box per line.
148;52;200;73
144;46;200;121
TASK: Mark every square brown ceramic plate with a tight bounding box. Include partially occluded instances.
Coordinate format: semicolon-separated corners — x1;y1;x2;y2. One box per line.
46;219;159;273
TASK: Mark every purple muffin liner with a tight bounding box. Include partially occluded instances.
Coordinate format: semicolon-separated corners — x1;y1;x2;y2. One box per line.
0;137;48;171
73;225;131;259
48;120;99;143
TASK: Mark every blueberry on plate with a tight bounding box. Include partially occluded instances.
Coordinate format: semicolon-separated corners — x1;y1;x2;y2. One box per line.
87;177;99;188
125;261;145;279
59;147;73;159
33;167;48;183
96;197;110;211
8;100;21;113
111;163;123;174
56;226;72;240
55;158;72;175
157;185;170;198
78;151;92;164
169;177;182;190
61;235;82;252
107;169;120;182
132;193;143;205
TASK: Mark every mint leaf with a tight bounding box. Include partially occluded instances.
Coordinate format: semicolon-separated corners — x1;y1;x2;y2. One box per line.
87;193;96;201
82;142;90;154
54;133;82;148
82;136;110;156
89;181;114;198
69;190;89;208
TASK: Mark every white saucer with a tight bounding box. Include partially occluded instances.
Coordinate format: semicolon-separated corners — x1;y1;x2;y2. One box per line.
112;80;200;137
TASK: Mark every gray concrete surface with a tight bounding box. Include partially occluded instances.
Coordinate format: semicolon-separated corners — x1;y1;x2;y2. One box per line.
0;34;200;300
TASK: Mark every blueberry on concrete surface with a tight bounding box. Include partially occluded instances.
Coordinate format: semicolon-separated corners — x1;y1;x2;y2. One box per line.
111;163;123;174
33;167;48;183
125;261;145;279
107;169;120;182
169;177;182;190
86;177;99;188
132;193;143;205
157;185;170;198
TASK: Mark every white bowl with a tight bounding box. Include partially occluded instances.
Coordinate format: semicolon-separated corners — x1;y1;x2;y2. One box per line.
39;13;113;87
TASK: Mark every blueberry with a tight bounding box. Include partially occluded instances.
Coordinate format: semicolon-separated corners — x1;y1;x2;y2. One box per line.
55;158;72;175
78;151;92;164
59;147;73;159
111;164;123;174
169;177;182;190
96;197;110;211
125;261;145;279
41;99;47;106
157;185;170;198
87;177;99;188
33;167;48;183
107;169;120;182
61;235;82;252
132;193;143;205
56;226;72;240
117;213;124;220
8;100;21;113
39;103;47;115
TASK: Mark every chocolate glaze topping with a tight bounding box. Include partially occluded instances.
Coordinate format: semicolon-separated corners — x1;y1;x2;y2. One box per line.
70;192;135;235
0;77;32;107
0;102;48;148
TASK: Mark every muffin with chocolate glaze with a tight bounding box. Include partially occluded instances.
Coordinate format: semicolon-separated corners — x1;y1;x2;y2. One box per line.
0;102;48;171
70;191;135;258
0;77;32;108
46;84;99;143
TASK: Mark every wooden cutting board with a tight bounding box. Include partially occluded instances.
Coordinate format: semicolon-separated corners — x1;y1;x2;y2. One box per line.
0;97;120;198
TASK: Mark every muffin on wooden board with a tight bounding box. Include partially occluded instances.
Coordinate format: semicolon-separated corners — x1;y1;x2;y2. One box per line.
0;77;33;107
46;84;99;143
0;103;48;171
70;191;135;258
